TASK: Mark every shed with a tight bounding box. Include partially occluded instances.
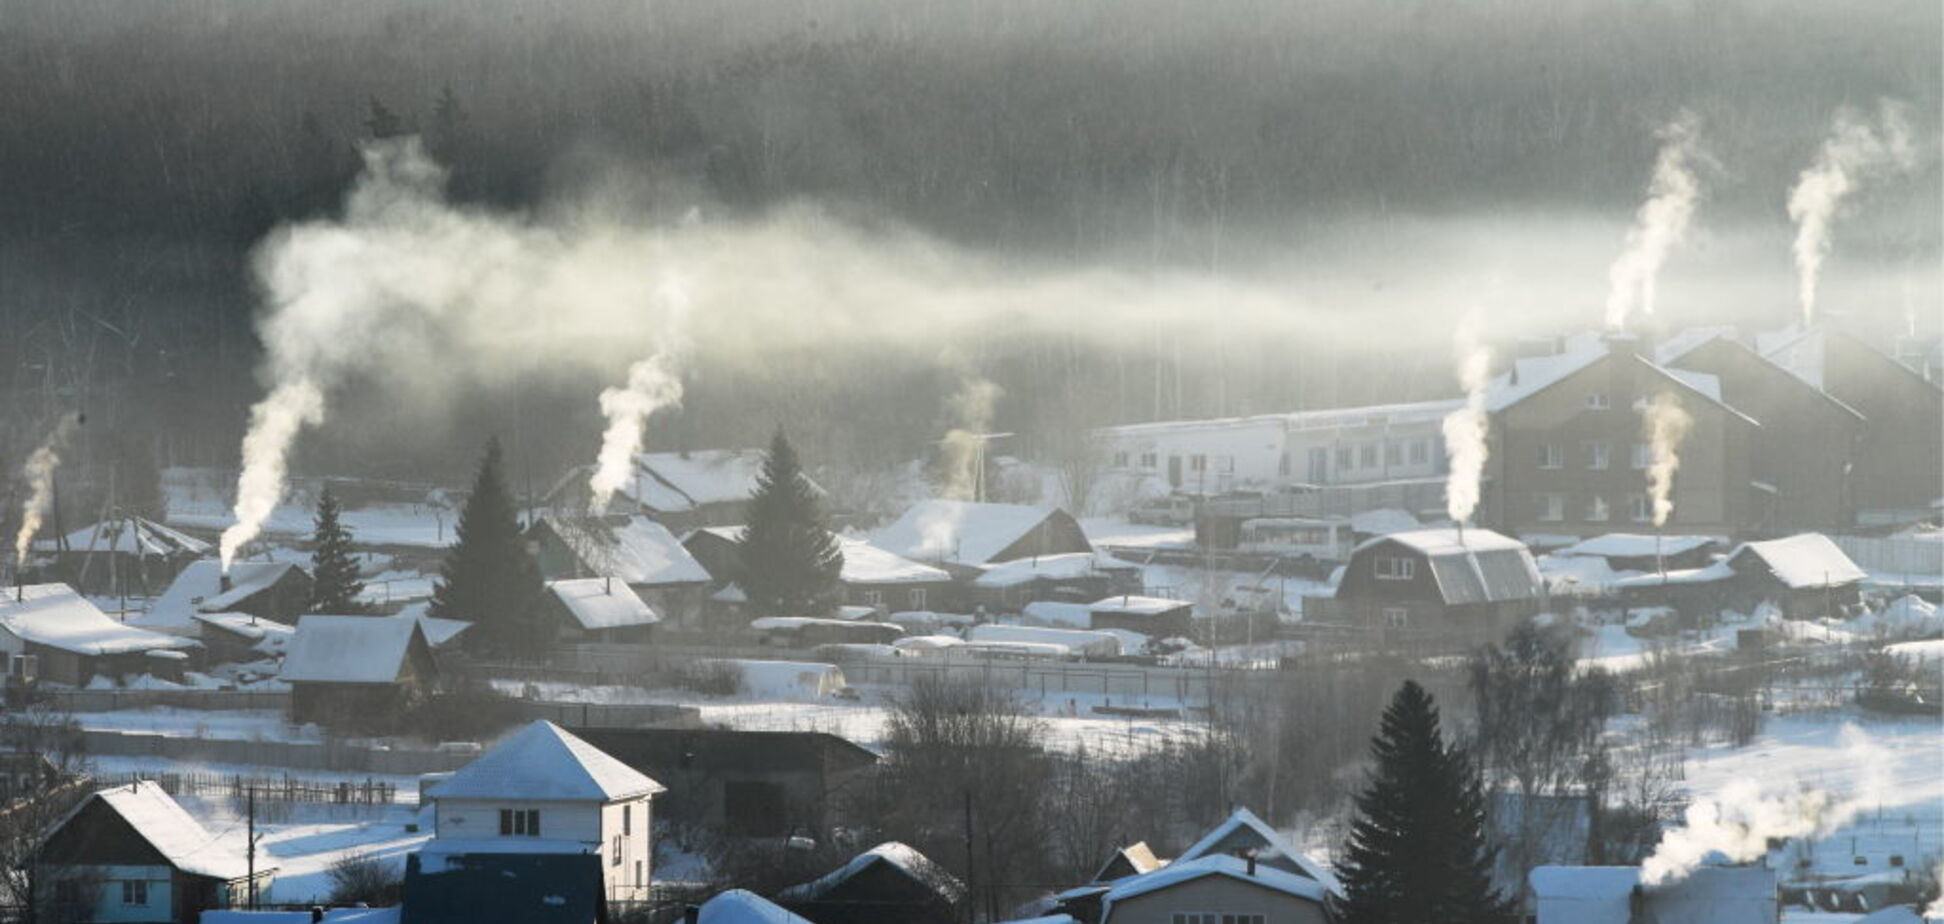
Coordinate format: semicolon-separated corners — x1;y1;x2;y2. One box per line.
968;552;1143;611
871;502;1093;574
1314;528;1542;645
281;615;437;726
1721;533;1866;619
837;537;957;615
32;516;211;597
191;612;297;664
0;584;199;687
1555;533;1725;573
569;728;878;837
1088;595;1196;639
32;780;273;923
541;578;660;644
776;842;966;924
965;624;1121;658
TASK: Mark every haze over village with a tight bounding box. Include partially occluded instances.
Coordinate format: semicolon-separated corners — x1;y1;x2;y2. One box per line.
0;1;1940;923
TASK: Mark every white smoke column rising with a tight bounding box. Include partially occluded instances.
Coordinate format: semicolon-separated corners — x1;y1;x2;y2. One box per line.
917;376;1002;558
1641;725;1889;885
588;280;694;513
13;412;82;564
1604;111;1705;331
1440;311;1492;524
1642;392;1692;527
220;380;326;569
1788;100;1918;326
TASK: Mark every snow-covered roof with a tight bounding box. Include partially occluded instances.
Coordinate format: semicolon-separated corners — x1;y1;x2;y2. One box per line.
0;584;197;656
1654;325;1740;366
1352;528;1542;606
542;515;712;586
34;516;211;557
412;837;597;873
838;537;951;585
892;634;964;650
1558;534;1721;560
698;890;817;924
203;909;399;924
279;614;422;684
1609;561;1734;589
1756;324;1827;388
966;624;1120;655
143;560;303;629
1529;865;1778;924
576;449;827;515
1102;854;1330;908
192;612;296;656
386;602;472;648
1348;508;1421;536
1729;533;1866;589
546;579;659;631
973;551;1136;588
1099;398;1463;439
1173;807;1343;895
1021;601;1093;627
66;780;261;880
429;720;664;802
873;501;1080;565
1367;527;1528;556
1485;331;1757;426
774;841;966;904
750;616;898;632
1089;595;1193;616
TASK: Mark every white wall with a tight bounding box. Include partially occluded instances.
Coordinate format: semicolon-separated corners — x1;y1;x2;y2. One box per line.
1099;419;1287;495
432;796;652;901
48;863;173;924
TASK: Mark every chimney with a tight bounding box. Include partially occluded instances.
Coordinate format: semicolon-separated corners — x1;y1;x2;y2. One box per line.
605;575;613;595
683;906;701;924
310;907;325;924
1246;853;1258;877
219;572;233;594
1456;520;1466;547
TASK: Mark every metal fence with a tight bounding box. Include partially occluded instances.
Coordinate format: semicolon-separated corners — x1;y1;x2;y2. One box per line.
1831;535;1944;582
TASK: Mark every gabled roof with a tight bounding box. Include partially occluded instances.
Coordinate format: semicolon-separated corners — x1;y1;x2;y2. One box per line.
1101;854;1331;908
48;780;261;880
1173;806;1343;896
1657;328;1866;421
1350;528;1543;606
973;552;1137;588
34;516;211;557
560;448;827;515
1728;533;1866;589
873;501;1080;565
699;890;818;924
1558;533;1721;560
838;537;951;585
429;720;664;802
539;515;712;586
1486;331;1759;426
774;841;967;904
279;614;423;684
546;578;660;630
145;560;305;628
0;584;196;656
1091;842;1165;883
1760;323;1944;394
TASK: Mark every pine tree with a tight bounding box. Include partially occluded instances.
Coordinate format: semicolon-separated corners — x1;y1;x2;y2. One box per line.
308;486;369;614
737;429;843;616
364;96;406;140
1338;680;1513;924
429;439;547;653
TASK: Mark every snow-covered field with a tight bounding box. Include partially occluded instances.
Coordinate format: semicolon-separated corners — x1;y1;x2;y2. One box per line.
73;707;319;742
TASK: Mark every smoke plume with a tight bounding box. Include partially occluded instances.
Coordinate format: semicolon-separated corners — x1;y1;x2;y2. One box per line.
13;412;82;565
1440;310;1492;524
221;380;325;568
1642;392;1692;527
587;279;694;513
1641;724;1889;885
1604;111;1706;331
917;375;1003;558
1788;100;1918;326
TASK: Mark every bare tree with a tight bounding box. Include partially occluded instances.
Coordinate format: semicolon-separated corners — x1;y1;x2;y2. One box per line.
327;850;400;905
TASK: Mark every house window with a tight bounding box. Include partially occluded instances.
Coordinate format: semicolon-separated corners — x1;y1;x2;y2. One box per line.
1538;443;1562;469
908;588;928;609
1140;453;1157;470
1587;392;1610;409
1308;448;1329;482
1384;442;1402;467
623;804;632;836
861;589;884;608
1359;444;1378;468
500;808;541;837
1384;607;1409;629
1190;454;1207;472
1584;441;1611;470
1374;556;1415;580
10;655;35;682
1536;493;1565;522
1586;495;1610;522
1112;451;1129;468
1335;447;1353;471
121;881;148;906
1628;495;1652;523
613;835;623;865
1409;439;1429;465
1631;443;1652;470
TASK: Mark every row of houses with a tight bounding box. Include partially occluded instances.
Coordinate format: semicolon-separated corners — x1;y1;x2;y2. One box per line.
1100;323;1943;542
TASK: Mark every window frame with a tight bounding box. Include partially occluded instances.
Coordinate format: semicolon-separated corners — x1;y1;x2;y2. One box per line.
1409;439;1429;465
1631;442;1653;470
1374;556;1416;580
1538;443;1563;470
1586;392;1610;409
1384;441;1403;467
1586;495;1610;522
1358;444;1378;469
908;587;927;609
1628;494;1652;523
1537;493;1565;522
121;880;148;906
1584;441;1611;471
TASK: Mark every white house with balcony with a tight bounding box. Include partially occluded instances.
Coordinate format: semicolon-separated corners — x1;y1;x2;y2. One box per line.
421;720;665;902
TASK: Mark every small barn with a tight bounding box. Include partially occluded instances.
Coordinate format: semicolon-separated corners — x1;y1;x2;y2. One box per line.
837;538;956;615
1312;528;1543;645
32;516;211;597
281;615;437;727
32;780;273;924
776;842;967;924
570;727;878;837
541;578;660;644
871;502;1094;577
530;514;712;627
1554;533;1725;574
145;560;313;631
1613;533;1868;621
0;584;198;687
190;612;296;665
1088;595;1196;639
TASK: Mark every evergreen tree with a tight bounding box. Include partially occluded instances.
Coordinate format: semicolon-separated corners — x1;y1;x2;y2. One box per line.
308;485;369;614
364;96;406;140
429;439;546;653
737;429;843;616
1338;680;1513;924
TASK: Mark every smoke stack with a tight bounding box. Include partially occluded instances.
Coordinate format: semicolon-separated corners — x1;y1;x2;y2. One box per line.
605;575;612;595
683;906;700;924
1246;853;1258;877
220;573;233;594
1456;520;1466;546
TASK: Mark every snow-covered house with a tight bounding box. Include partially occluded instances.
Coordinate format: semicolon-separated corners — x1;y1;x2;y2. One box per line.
699;890;818;924
1172;807;1343;895
530;514;712;627
421;720;665;903
1088;595;1195;639
0;584;198;687
871;502;1094;578
189;612;296;665
1553;533;1724;574
776;841;966;924
144;560;313;632
1615;532;1867;621
546;448;828;531
32;780;273;924
1095;855;1331;924
967;551;1143;611
836;537;956;615
541;578;660;644
281;615;437;726
31;516;211;597
1308;528;1543;644
1527;865;1778;924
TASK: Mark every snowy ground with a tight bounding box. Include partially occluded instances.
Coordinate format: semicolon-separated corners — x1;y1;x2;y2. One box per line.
181;796;435;904
73;707;320;742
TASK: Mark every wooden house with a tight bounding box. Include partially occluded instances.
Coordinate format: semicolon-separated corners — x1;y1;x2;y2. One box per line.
1552;533;1724;574
570;727;878;838
1087;595;1195;639
966;552;1143;612
0;584;198;688
31;517;210;598
281;615;437;727
541;578;660;644
144;560;312;633
1614;532;1866;621
776;842;966;924
870;502;1095;579
1310;528;1543;645
530;514;712;628
32;780;273;924
189;613;295;665
544;448;829;532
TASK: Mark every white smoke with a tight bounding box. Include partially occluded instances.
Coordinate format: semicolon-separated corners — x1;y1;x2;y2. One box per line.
1642;392;1692;528
1788;100;1918;326
1642;724;1890;885
220;380;325;568
1440;311;1492;524
13;412;82;564
917;376;1003;558
1604;112;1706;331
587;280;694;513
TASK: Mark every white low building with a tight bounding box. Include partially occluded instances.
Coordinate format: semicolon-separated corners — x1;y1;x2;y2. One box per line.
423;720;666;903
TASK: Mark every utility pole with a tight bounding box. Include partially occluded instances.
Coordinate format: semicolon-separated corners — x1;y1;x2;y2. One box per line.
247;786;258;910
962;789;975;924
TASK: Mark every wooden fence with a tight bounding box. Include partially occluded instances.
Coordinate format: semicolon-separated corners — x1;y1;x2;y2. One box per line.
91;770;399;804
